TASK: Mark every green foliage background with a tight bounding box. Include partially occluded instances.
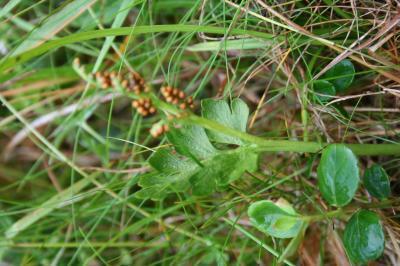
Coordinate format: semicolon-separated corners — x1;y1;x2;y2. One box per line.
0;0;399;265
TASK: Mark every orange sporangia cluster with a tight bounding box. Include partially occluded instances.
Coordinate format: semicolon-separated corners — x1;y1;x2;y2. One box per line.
95;71;116;89
160;86;194;110
150;123;169;138
121;72;149;94
132;98;156;117
73;59;196;129
93;70;149;94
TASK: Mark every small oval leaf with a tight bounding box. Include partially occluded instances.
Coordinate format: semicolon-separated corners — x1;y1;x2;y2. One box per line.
312;80;336;104
343;210;385;264
363;164;390;200
317;144;359;207
248;199;303;238
323;59;355;92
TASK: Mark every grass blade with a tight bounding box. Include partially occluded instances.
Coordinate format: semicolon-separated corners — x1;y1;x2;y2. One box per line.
5;177;91;239
187;38;270;52
12;0;96;55
0;0;21;20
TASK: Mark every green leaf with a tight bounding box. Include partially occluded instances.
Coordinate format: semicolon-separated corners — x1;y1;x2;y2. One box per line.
190;148;258;195
135;149;197;200
137;146;258;198
363;164;390;200
135;174;171;200
136;172;192;200
136;99;258;199
248;199;303;238
149;148;197;173
343;210;385;264
135;147;258;197
312;80;336;104
167;125;217;160
189;169;218;196
317;144;359;207
322;59;355;92
201;98;249;145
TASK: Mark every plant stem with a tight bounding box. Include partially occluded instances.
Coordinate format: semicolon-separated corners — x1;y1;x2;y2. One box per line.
356;198;400;209
184;115;400;156
302;208;345;222
74;41;399;157
302;198;400;223
84;68;400;157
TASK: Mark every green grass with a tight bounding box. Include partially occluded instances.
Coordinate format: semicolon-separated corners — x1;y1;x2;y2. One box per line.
0;0;399;265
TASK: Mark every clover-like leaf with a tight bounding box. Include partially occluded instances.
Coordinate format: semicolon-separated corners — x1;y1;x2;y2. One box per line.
135;173;178;200
136;98;258;199
149;148;198;173
167;125;217;160
190;147;258;195
135;149;197;200
363;164;390;200
312;80;336;104
201;98;249;145
317;144;359;207
322;59;355;92
343;210;384;264
248;199;303;238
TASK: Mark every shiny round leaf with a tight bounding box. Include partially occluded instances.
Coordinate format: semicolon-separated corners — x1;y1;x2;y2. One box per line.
312;80;336;104
363;164;390;200
248;199;303;238
323;59;355;92
343;210;384;264
317;144;359;207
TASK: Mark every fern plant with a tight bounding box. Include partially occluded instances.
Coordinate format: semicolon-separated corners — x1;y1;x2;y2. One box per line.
136;98;258;200
73;58;398;264
135;98;393;265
